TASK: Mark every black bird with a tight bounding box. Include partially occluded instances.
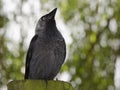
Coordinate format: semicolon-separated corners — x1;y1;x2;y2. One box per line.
25;8;66;80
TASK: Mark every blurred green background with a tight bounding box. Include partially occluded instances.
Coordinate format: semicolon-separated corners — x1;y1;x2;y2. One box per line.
0;0;120;90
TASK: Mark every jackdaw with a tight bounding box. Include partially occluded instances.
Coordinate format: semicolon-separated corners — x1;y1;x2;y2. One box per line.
25;8;66;80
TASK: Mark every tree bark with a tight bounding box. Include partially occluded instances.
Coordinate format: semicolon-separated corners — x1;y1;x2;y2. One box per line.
7;80;73;90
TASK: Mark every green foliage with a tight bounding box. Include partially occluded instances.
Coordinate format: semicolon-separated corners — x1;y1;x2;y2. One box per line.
59;0;120;90
0;15;8;28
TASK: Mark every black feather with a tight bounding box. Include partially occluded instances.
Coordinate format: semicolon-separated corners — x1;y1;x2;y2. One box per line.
24;8;66;80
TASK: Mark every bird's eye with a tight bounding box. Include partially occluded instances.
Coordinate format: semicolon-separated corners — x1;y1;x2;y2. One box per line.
42;17;46;21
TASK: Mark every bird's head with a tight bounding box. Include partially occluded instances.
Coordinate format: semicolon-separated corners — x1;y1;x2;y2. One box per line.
35;8;57;34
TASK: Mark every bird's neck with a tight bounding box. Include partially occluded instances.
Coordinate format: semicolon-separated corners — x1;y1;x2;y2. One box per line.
36;26;60;40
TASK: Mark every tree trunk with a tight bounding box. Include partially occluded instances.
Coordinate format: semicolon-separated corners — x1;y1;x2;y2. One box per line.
7;80;73;90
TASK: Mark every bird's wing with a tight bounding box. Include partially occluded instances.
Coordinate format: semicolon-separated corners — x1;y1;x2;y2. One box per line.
24;35;38;79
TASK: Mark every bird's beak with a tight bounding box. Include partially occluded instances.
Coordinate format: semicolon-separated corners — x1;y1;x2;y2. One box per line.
47;8;57;20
